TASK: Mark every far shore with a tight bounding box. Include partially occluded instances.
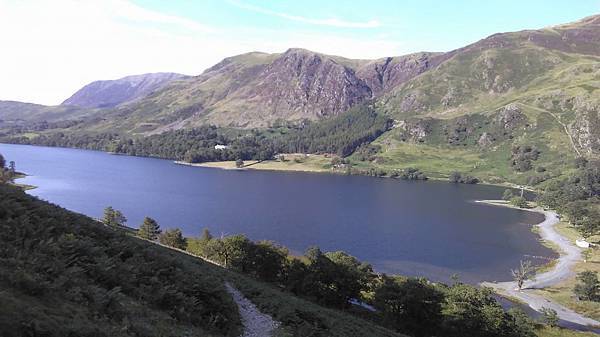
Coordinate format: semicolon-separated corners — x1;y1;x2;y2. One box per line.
173;157;534;193
174;154;332;174
477;200;600;327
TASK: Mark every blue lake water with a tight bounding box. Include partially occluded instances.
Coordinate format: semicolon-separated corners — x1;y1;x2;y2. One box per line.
0;143;556;283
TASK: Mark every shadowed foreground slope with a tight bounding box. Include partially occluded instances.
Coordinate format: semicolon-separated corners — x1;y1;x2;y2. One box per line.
0;183;403;337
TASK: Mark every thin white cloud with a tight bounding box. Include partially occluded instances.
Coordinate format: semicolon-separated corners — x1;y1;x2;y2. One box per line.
227;0;381;28
111;0;214;33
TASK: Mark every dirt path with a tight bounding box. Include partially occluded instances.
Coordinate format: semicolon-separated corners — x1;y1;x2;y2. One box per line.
516;102;582;157
478;201;599;327
225;282;280;337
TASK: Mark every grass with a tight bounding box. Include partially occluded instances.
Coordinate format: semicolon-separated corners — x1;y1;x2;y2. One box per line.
185;154;332;173
139;240;405;337
536;325;598;337
1;183;404;337
532;222;600;321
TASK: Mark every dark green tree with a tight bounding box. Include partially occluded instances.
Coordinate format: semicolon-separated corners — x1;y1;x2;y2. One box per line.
442;284;511;337
509;196;528;208
540;307;559;327
138;216;161;240
102;206;127;227
159;228;187;250
506;308;536;337
574;270;600;301
373;276;443;336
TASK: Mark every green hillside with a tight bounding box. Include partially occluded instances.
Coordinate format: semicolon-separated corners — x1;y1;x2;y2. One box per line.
1;15;600;189
0;182;406;337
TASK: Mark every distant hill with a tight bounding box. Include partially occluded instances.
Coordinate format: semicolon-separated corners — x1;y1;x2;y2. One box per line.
62;72;187;108
2;14;600;185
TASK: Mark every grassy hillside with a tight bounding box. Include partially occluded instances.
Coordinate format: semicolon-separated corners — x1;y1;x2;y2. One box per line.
2;15;600;187
0;183;405;337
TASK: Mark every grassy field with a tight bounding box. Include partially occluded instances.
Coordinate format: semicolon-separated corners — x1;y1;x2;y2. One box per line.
532;222;600;321
182;154;333;173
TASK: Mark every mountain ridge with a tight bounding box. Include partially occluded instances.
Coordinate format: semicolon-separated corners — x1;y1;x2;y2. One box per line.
62;72;188;109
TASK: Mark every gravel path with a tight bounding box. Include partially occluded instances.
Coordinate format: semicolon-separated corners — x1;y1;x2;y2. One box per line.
225;282;280;337
478;201;600;327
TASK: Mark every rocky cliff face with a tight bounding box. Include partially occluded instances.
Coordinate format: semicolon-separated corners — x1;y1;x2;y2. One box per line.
62;72;187;108
223;48;372;120
356;52;450;96
35;14;600;137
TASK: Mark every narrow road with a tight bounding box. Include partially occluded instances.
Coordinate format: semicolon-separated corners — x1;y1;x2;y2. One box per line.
479;201;599;327
225;282;280;337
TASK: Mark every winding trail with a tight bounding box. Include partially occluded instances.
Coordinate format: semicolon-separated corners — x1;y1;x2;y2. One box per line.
225;282;280;337
515;102;582;157
478;200;599;327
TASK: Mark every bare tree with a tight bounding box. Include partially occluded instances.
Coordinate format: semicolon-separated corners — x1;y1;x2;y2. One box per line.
512;260;534;290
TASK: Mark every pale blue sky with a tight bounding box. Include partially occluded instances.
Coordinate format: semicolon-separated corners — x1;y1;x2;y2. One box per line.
135;0;600;53
1;0;599;105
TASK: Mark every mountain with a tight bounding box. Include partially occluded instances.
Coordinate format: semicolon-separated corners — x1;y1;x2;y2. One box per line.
2;14;600;184
0;100;93;126
58;15;599;135
62;72;187;108
56;49;459;132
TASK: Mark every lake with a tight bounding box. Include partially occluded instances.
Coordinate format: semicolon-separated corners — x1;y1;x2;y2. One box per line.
0;143;556;284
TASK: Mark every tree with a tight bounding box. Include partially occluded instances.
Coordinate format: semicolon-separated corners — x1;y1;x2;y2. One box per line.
373;276;443;336
0;154;5;168
138;216;161;240
574;270;600;301
248;241;289;282
502;189;514;201
507;308;536;337
326;251;375;298
509;196;528;208
540;307;559;327
200;228;213;241
235;159;244;168
159;228;187;250
442;284;511;337
511;260;534;290
449;172;462;183
102;206;127;227
8;161;15;174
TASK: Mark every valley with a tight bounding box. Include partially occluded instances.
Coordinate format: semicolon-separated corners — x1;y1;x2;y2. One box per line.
2;9;600;337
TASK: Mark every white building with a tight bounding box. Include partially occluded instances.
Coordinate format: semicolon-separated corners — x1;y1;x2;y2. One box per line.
214;144;229;150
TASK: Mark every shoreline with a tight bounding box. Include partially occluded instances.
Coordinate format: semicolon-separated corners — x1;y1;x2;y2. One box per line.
174;158;533;191
477;200;600;327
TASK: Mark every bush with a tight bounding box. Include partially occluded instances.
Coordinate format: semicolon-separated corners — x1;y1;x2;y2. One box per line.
397;167;428;180
510;145;540;172
502;189;514;201
159;228;187;250
540;307;559;327
449;172;479;184
509;196;528;208
574;270;600;301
